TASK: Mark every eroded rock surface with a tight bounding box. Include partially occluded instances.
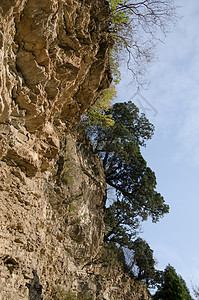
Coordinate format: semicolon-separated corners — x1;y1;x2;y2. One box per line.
0;0;111;176
0;132;106;299
0;131;151;300
0;0;111;298
0;0;151;299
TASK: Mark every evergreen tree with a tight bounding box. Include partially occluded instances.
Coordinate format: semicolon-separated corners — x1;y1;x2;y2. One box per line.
85;101;169;247
131;238;156;286
153;264;193;300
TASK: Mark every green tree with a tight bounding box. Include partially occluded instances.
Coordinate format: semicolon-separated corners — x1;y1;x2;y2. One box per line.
84;85;116;128
153;264;193;300
129;237;157;286
124;237;163;288
104;201;140;247
90;101;155;153
86;101;169;246
108;0;176;85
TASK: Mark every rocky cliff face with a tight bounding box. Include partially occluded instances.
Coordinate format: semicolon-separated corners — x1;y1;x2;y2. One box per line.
0;1;151;299
0;0;111;175
0;131;151;300
0;132;107;299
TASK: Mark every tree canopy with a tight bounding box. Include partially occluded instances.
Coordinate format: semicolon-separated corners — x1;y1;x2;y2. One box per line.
126;237;158;287
153;264;193;300
76;0;188;296
80;0;176;286
85;101;169;248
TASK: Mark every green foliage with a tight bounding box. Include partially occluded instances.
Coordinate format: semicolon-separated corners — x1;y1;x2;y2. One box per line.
97;242;129;274
98;240;161;288
89;101;155;151
63;174;74;184
109;54;121;85
107;0;176;85
107;0;131;84
129;238;157;287
104;201;140;247
85;1;176;126
61;155;74;184
153;265;193;300
105;148;168;224
67;203;78;217
48;288;76;300
82;100;170;289
84;86;116;128
86;101;169;247
49;287;93;300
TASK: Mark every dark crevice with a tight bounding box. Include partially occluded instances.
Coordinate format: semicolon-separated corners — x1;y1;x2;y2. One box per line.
26;270;43;300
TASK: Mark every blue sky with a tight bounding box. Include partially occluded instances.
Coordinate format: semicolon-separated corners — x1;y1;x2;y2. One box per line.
117;0;199;296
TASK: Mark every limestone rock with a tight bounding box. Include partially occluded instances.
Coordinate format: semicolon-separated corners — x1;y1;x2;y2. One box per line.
0;0;151;299
0;0;111;176
0;132;106;299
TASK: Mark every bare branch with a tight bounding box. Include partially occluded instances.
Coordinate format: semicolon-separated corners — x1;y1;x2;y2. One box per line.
108;0;177;87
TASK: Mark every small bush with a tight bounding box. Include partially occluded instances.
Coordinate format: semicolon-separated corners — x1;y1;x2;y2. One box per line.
48;287;93;300
84;85;116;128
